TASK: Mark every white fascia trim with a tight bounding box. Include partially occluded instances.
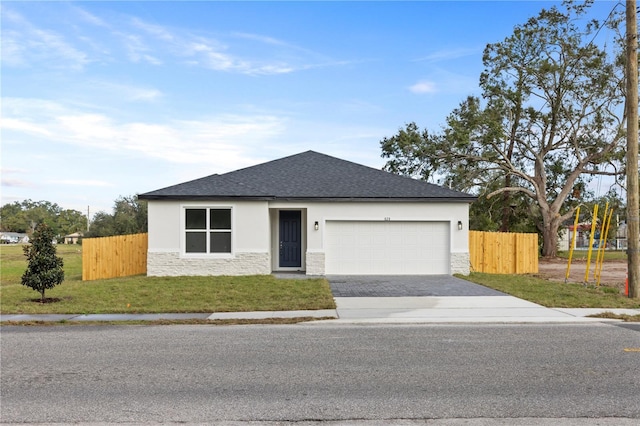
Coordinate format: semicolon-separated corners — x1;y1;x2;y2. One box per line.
323;217;453;223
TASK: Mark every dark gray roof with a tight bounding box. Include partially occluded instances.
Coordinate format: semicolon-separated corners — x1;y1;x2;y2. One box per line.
139;151;476;202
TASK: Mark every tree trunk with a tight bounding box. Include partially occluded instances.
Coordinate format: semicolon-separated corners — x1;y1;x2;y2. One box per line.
541;215;561;258
500;176;511;232
40;290;45;303
500;108;519;233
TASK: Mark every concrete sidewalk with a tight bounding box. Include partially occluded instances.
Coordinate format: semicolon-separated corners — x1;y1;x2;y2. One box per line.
330;296;640;324
0;310;338;323
1;297;638;324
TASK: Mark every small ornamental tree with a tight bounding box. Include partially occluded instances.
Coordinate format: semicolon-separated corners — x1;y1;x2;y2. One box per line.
22;223;64;302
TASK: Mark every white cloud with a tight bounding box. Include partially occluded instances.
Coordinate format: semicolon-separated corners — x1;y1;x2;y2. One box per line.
116;32;163;65
110;19;290;74
181;38;296;75
185;40;236;70
232;31;319;56
72;6;110;28
120;116;286;164
0;168;35;189
1;9;90;70
129;88;163;102
81;80;164;102
409;81;438;94
56;113;120;146
1;177;35;188
233;32;290;47
1;118;53;137
130;17;174;42
1;30;26;67
52;180;115;187
2;4;346;76
250;64;295;75
415;47;480;63
2;97;287;167
120;16;338;75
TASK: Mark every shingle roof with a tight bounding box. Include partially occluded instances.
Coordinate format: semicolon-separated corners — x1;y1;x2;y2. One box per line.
139;151;476;202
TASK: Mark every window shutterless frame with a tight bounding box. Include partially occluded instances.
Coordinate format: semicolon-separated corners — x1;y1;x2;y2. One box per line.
184;207;232;254
209;208;232;253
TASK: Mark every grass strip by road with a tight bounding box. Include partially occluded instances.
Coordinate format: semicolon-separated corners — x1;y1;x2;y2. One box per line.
1;317;336;327
1;245;335;315
587;312;640;322
462;272;640;309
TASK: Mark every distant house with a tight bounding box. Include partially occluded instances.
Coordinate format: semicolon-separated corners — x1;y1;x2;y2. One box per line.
139;151;476;277
64;232;83;244
559;221;628;251
0;232;29;244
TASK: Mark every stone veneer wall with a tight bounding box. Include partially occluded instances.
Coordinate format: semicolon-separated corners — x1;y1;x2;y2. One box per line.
451;252;471;275
147;251;270;276
148;250;469;276
305;251;325;276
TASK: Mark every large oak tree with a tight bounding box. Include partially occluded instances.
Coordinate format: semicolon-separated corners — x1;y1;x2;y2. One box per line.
381;1;627;257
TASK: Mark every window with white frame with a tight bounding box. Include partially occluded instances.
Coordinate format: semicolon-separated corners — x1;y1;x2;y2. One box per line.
185;208;232;253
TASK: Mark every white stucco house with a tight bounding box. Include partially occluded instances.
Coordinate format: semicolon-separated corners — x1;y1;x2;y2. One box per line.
64;232;83;244
0;232;29;244
138;151;476;276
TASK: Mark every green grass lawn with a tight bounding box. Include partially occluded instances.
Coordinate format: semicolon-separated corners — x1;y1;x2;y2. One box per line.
3;243;638;318
556;250;628;261
0;244;335;314
462;272;640;309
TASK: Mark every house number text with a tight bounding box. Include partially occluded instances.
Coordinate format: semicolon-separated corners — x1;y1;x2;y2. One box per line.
384;217;391;221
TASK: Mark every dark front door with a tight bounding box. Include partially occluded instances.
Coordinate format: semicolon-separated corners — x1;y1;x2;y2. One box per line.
279;210;301;268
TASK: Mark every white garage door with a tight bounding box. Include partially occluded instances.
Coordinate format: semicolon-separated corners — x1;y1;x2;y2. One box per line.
325;221;450;275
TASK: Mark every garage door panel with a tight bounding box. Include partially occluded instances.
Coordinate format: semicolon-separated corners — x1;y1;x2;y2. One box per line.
325;221;450;275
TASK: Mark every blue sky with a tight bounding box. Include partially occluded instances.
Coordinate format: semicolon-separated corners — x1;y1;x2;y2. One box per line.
1;0;620;217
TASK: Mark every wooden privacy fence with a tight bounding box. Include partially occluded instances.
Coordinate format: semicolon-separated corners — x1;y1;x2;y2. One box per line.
469;230;538;274
82;233;148;281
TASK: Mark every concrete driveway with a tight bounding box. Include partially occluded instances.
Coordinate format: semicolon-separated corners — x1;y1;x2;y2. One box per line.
327;275;507;297
325;275;608;323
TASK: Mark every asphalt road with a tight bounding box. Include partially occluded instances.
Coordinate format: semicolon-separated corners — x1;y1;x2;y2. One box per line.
1;323;639;424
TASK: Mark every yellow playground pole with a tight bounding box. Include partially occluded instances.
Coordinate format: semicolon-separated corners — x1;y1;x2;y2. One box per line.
596;209;614;287
594;203;609;284
565;207;580;283
584;204;599;284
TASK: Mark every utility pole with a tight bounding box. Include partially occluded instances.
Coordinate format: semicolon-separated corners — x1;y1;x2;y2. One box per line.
626;0;639;298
